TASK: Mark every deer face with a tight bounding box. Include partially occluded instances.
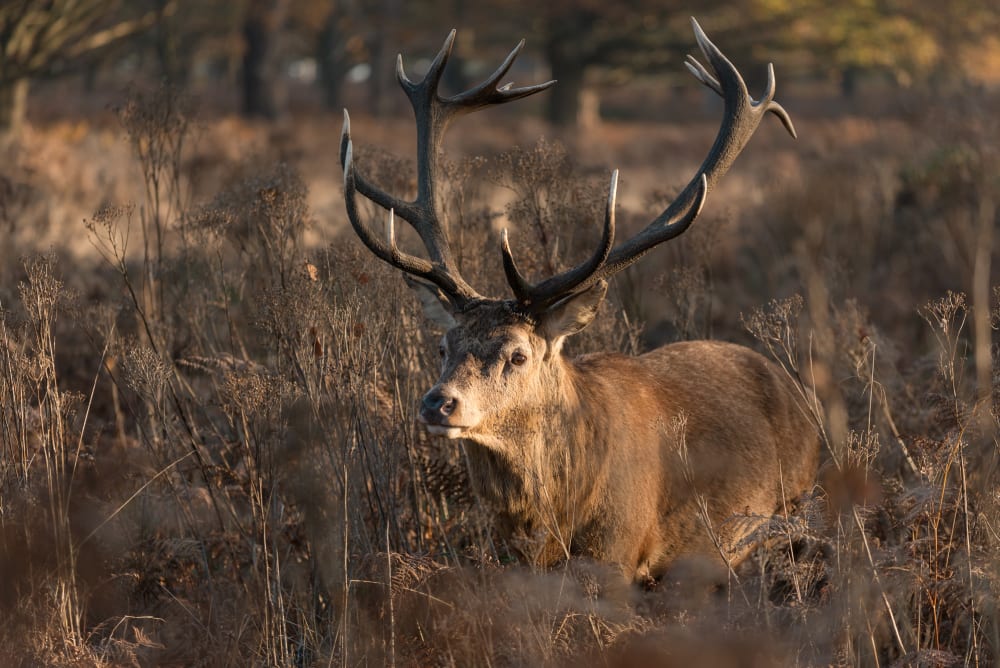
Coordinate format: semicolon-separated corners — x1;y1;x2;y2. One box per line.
416;281;608;445
420;303;540;440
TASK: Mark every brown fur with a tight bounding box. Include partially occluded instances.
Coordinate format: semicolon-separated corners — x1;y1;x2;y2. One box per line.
423;300;820;582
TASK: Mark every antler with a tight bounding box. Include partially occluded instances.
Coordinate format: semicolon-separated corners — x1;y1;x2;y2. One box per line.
501;17;797;312
341;30;555;310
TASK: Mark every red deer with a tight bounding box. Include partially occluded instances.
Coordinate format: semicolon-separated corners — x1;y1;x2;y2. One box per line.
340;19;820;582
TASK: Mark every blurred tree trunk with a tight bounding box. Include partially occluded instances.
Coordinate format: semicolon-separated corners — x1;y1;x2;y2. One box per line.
315;4;350;110
545;17;592;127
154;0;186;87
840;65;860;98
542;9;599;128
0;78;28;136
242;0;287;119
545;41;585;127
367;0;399;117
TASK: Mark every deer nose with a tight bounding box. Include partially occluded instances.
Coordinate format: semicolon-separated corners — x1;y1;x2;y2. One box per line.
422;388;458;419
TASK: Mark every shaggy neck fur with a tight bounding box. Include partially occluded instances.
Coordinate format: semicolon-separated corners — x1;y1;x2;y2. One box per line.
461;352;614;563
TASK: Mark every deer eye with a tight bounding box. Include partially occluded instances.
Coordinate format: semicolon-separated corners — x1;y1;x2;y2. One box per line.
438;343;446;358
510;351;527;366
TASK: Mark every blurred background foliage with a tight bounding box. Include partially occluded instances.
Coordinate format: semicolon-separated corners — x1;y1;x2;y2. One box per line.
2;0;999;134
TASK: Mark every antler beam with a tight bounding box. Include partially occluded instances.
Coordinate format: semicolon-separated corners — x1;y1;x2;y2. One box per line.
501;17;796;312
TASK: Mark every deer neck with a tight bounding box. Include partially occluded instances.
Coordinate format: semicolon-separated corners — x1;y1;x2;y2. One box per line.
462;354;611;528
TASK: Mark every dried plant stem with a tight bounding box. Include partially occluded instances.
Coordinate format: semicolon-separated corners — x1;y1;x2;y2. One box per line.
959;450;980;666
852;505;906;655
972;196;995;439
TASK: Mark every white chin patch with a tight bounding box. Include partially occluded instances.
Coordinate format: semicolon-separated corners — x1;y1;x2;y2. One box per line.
425;425;466;439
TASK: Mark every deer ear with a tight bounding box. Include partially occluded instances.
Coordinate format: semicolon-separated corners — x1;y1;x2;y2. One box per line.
539;279;607;345
405;276;458;329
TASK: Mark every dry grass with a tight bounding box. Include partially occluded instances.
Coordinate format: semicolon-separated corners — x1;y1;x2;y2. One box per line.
1;83;999;666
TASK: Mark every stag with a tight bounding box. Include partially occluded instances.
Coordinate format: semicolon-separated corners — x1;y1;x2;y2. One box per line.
340;19;819;582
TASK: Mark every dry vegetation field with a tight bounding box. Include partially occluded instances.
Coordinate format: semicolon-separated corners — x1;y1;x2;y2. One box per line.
1;81;999;666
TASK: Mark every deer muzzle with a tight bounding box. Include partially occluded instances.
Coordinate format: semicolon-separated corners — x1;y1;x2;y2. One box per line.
419;386;472;438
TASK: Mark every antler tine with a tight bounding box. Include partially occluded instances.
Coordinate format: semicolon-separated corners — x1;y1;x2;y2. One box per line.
450;40;557;112
761;63;797;138
686;39;796;140
685;54;721;95
500;229;532;303
342;132;481;306
385;208;398;258
506;18;794;310
502;170;618;308
396;29;456;95
453;38;524;103
340;109;423;225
